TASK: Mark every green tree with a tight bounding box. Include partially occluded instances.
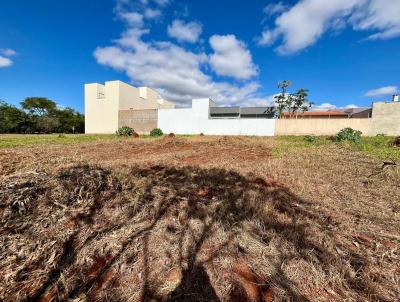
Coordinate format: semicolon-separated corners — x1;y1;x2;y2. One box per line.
21;97;57;116
51;108;84;133
274;81;313;118
0;101;31;133
274;80;292;118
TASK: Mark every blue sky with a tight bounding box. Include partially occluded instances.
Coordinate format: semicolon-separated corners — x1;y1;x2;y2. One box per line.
0;0;399;112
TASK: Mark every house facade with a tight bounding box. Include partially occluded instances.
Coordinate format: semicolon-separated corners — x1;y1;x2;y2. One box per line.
85;81;400;136
85;81;174;134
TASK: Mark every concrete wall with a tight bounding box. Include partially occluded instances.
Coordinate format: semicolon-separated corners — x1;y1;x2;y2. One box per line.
158;99;275;136
118;109;157;134
275;118;372;136
370;102;400;136
85;81;174;134
85;82;120;134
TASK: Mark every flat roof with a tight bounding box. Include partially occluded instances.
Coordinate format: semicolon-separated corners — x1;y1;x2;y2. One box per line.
210;106;274;115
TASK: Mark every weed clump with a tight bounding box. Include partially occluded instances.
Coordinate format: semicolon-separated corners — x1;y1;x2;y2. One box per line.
150;128;163;137
333;128;362;143
116;126;134;136
304;135;317;144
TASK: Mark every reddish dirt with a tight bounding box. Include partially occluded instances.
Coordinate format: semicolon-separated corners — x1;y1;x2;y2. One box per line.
232;259;274;302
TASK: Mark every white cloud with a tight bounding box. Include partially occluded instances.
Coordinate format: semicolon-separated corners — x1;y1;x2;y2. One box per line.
0;56;13;68
167;19;202;43
153;0;170;6
263;2;288;16
144;8;161;19
0;49;17;56
209;35;258;80
258;0;400;54
95;0;270;107
95;29;265;106
310;102;367;111
344;104;359;109
311;102;338;111
120;12;144;27
0;48;16;68
364;86;398;97
257;28;280;46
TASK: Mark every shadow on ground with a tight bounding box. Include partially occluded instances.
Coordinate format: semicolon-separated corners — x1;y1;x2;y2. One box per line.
0;164;393;302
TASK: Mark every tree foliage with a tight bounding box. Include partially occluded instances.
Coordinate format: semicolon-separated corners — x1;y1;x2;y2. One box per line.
0;98;84;134
274;81;314;118
21;97;57;116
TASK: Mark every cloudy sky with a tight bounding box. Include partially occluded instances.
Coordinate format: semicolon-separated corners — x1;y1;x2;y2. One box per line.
0;0;399;111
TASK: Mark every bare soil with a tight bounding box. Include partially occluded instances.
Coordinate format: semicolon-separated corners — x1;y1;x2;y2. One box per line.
0;136;399;302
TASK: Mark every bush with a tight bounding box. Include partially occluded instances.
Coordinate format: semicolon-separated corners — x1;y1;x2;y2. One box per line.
150;128;163;137
333;128;362;143
116;126;134;136
304;135;317;144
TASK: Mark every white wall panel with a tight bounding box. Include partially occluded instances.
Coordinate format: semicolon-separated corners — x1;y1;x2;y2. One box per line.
158;98;276;136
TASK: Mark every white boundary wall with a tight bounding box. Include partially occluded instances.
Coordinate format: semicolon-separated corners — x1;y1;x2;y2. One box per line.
158;99;276;136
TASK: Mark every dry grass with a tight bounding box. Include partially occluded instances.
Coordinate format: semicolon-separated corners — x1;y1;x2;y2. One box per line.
0;136;399;302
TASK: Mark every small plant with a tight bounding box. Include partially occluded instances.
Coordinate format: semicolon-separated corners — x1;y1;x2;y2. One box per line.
333;128;362;143
116;126;134;136
394;136;400;148
58;134;66;138
304;135;317;144
150;128;163;137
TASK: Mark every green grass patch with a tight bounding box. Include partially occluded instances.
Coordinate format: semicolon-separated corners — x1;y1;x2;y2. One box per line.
0;134;120;148
273;135;329;157
273;135;400;161
346;136;400;161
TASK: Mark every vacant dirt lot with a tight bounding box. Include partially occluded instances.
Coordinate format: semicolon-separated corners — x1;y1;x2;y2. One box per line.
0;136;399;302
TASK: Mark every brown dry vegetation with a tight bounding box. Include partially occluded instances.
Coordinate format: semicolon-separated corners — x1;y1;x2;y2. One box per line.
0;136;399;302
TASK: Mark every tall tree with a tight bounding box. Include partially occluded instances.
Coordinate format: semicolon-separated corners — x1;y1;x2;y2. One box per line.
274;81;313;118
274;80;292;118
21;97;57;116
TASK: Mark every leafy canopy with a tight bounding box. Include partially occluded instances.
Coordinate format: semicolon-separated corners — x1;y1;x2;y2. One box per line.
274;81;314;118
21;97;57;116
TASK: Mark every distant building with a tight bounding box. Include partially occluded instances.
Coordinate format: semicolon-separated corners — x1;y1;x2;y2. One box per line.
85;81;400;136
282;108;372;119
85;81;174;134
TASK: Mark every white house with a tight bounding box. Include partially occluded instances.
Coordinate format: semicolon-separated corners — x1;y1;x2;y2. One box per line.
85;81;174;134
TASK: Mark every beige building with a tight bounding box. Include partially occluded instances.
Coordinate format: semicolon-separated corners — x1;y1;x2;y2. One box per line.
85;81;174;134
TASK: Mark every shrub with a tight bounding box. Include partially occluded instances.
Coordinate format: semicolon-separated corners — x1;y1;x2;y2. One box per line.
333;128;362;143
304;135;317;144
116;126;134;136
150;128;163;137
394;136;400;148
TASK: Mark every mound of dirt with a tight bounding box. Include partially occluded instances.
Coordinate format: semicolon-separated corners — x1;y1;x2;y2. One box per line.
0;164;398;302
